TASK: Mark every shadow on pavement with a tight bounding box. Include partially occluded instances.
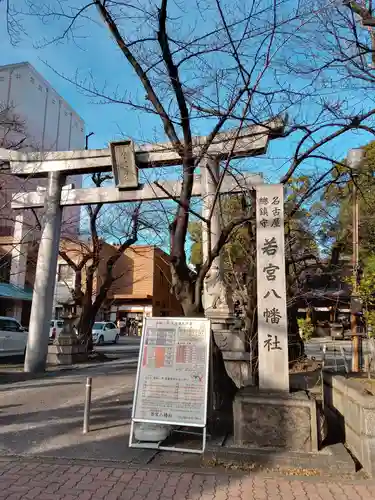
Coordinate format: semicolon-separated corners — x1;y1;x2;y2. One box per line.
0;360;138;385
0;381;82;392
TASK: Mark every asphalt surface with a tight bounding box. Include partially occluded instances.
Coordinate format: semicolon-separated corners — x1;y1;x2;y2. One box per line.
0;358;150;462
94;336;141;356
0;337;141;368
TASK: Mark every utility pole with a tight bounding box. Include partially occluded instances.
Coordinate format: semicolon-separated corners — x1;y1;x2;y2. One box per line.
347;148;365;373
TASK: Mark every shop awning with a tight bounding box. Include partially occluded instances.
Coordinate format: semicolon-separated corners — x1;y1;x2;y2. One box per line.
0;282;33;301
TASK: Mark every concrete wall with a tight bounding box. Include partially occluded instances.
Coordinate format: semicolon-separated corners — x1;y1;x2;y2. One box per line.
323;371;375;476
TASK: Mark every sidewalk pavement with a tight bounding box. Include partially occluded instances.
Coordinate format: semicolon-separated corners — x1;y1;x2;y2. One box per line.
0;457;374;500
1;358;375;498
0;360;154;463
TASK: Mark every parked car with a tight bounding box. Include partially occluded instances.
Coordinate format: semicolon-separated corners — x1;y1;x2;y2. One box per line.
49;319;64;341
92;322;120;345
0;316;28;357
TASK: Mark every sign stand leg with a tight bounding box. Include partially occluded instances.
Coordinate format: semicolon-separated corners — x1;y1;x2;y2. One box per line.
129;423;207;454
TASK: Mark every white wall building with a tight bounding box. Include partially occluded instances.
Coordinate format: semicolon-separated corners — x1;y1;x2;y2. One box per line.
0;62;86;322
0;61;85;234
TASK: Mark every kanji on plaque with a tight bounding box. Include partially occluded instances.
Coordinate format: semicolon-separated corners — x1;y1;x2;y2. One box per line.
263;307;282;324
262;237;278;256
263;289;281;299
264;334;282;351
263;263;279;281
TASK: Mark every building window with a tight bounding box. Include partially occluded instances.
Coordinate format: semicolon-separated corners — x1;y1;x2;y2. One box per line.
57;263;73;283
30;76;34;84
38;84;43;91
160;271;165;285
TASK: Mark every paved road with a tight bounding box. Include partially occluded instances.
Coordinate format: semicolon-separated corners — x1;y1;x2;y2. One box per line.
0;458;374;500
0;338;141;368
0;359;145;461
94;337;141;356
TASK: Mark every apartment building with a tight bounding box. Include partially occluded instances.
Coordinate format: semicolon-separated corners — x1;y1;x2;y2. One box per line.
103;245;183;326
0;62;85;316
43;242;182;326
0;61;85;236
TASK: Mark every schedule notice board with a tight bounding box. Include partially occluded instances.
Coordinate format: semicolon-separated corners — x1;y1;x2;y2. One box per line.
132;317;211;427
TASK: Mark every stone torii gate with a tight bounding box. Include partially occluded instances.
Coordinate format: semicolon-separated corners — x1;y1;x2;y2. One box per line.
1;119;289;392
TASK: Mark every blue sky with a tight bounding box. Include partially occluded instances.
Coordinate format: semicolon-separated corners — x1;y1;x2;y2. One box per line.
1;1;375;255
0;1;372;177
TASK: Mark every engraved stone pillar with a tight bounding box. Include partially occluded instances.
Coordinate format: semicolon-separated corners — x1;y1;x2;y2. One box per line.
256;184;289;392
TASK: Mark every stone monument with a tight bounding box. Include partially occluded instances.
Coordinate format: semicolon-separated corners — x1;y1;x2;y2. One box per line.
232;184;322;452
47;302;87;365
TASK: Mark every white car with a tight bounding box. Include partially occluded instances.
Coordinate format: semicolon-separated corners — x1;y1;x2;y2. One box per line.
92;322;120;345
49;319;64;341
0;316;28;357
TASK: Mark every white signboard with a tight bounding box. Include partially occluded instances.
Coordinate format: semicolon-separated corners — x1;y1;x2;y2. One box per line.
132;317;211;427
256;184;289;392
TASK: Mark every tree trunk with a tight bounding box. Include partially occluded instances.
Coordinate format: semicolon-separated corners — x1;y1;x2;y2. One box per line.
77;295;96;352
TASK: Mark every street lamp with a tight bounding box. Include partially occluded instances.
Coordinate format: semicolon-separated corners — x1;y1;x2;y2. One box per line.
85;132;94;150
347;148;365;372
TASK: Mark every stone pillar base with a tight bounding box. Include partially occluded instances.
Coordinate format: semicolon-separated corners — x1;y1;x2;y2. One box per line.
206;309;237;331
47;344;87;365
233;387;321;452
223;352;253;388
212;327;252;389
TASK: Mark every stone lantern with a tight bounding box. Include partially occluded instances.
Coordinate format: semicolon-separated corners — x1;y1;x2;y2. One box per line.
47;301;87;365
